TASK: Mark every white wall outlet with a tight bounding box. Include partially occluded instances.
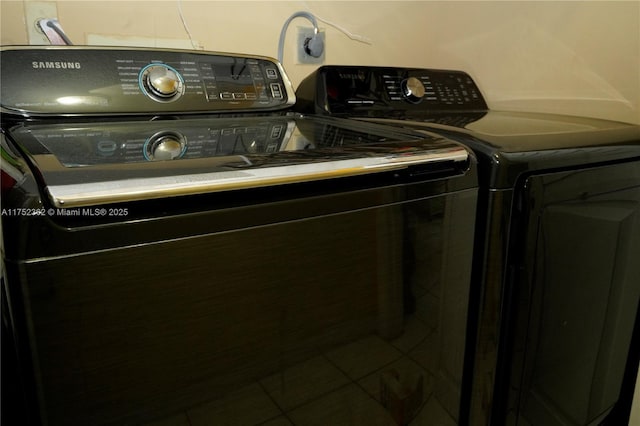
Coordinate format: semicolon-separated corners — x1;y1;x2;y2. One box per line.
25;1;58;45
296;27;325;64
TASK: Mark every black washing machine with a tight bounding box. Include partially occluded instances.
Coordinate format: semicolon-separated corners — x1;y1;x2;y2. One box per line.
1;48;478;425
295;66;640;426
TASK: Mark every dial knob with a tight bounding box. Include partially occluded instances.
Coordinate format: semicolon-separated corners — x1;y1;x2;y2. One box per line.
147;66;180;97
401;77;425;103
139;64;184;102
144;132;186;161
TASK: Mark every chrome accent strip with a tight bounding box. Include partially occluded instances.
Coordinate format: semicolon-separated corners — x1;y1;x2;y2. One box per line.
0;45;281;62
275;60;296;107
46;149;468;208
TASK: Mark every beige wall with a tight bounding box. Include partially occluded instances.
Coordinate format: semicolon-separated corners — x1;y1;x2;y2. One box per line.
1;0;639;124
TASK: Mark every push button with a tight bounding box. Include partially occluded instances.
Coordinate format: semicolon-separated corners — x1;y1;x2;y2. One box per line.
265;68;278;79
270;83;283;99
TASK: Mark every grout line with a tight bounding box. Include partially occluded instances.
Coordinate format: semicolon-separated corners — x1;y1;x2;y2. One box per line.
257;379;287;419
284;381;355;415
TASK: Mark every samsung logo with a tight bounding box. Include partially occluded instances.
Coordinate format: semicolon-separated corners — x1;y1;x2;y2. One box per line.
338;71;366;81
32;61;82;70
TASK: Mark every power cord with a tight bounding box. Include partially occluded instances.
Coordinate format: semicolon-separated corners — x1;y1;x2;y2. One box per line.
177;0;201;50
278;11;324;64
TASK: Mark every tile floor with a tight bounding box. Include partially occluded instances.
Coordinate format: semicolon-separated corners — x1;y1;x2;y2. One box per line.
142;274;458;426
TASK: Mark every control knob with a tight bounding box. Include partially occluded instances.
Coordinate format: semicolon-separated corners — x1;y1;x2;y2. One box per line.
144;131;186;161
401;77;425;103
139;64;184;102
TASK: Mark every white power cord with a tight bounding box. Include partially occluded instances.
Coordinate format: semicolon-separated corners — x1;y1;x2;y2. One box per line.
300;2;373;45
277;10;372;64
177;0;201;50
175;3;372;59
313;14;372;45
278;11;324;64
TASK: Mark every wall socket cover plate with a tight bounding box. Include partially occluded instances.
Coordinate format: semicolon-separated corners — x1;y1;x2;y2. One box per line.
296;27;325;64
25;1;59;45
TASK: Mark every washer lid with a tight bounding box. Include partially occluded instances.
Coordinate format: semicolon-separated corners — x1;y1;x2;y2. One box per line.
8;115;471;208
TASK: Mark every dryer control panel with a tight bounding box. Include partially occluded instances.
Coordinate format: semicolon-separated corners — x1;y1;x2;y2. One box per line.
0;46;295;117
295;65;488;117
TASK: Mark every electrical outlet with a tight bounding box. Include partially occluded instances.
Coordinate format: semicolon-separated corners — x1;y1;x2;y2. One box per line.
25;1;58;45
296;27;325;64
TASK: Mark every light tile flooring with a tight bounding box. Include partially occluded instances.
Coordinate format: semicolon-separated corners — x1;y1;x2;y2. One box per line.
143;280;457;426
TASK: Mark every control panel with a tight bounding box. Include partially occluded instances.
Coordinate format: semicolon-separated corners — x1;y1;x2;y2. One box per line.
0;46;295;116
295;66;488;117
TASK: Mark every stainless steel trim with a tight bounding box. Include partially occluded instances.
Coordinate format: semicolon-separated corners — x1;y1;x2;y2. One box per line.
275;61;296;107
46;149;468;208
1;45;280;62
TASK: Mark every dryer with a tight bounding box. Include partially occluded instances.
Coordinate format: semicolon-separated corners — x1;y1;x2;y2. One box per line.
295;66;640;426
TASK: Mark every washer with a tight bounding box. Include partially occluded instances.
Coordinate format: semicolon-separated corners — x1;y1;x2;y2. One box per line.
1;48;478;425
295;65;640;426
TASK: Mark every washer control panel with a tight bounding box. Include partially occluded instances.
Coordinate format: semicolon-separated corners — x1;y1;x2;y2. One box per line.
295;65;487;116
0;47;295;116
